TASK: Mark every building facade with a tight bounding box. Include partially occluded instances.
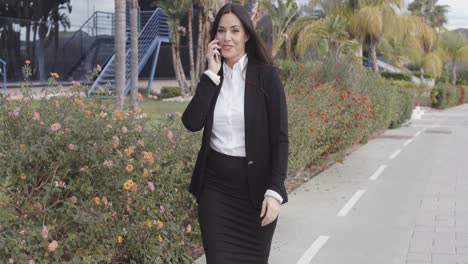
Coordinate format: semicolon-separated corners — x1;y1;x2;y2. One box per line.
0;0;180;84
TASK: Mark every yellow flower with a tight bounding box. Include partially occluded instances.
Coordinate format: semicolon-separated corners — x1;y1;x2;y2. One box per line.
50;72;60;79
20;173;26;180
94;197;101;205
117;236;123;244
158;234;163;243
123;179;135;190
146;220;152;228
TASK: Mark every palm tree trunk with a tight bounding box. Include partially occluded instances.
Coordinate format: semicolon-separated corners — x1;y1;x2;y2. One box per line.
130;0;139;110
115;0;126;110
370;44;378;72
171;31;187;96
250;0;263;29
37;23;47;81
196;4;206;77
420;67;425;84
451;60;457;85
202;19;211;73
188;3;197;95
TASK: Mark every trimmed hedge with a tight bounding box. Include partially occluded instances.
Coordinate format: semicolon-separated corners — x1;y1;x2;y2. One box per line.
381;72;412;81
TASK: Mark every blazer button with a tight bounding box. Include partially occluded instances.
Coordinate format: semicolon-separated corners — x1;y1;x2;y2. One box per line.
248;161;254;165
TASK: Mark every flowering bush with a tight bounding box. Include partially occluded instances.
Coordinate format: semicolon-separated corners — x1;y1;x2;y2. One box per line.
0;86;200;263
283;58;415;171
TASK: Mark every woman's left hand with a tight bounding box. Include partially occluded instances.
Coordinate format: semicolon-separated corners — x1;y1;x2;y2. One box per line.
260;196;280;226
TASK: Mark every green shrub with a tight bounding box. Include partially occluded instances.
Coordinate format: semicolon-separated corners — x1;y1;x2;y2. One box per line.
0;88;199;263
381;72;412;81
159;87;181;99
431;83;461;109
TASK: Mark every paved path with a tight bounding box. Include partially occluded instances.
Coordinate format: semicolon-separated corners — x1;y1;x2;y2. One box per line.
196;103;468;264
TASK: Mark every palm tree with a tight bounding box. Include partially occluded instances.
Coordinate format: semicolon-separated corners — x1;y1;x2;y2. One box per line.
262;0;299;57
115;0;126;110
399;16;443;80
287;15;357;59
440;32;468;85
130;0;139;110
408;0;449;31
348;0;403;71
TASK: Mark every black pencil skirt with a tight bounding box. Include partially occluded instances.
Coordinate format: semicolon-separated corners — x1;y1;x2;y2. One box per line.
198;148;277;264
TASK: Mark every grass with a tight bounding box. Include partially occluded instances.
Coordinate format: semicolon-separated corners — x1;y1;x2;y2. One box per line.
94;98;189;121
138;99;188;121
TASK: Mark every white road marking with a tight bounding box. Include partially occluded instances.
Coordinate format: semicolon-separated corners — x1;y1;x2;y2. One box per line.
369;165;388;181
414;130;423;137
389;149;402;160
296;236;330;264
337;190;366;217
403;139;413;147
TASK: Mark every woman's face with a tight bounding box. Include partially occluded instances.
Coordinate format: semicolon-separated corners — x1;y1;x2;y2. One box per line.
215;13;249;65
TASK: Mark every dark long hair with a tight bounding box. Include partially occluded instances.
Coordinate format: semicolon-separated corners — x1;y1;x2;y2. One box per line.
211;3;273;65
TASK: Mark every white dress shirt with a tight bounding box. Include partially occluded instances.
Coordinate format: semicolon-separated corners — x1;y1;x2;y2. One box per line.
203;53;284;204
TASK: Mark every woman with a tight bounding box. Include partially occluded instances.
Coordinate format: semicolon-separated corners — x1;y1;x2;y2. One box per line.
182;3;288;263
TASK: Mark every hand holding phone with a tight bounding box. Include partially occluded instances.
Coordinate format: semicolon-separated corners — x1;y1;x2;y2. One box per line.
206;39;222;74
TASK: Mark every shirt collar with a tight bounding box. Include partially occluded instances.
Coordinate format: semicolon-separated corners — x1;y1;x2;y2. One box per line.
223;53;248;79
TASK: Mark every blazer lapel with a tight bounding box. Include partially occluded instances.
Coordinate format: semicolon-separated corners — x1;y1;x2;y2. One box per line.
244;60;260;160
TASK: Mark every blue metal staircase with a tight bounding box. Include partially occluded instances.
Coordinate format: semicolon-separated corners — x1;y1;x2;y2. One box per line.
0;58;6;93
87;7;170;97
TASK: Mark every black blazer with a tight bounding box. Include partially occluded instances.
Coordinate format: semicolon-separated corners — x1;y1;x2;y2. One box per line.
182;59;289;209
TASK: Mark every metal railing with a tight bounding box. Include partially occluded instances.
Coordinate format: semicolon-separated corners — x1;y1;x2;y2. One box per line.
0;59;6;93
88;8;170;97
63;11;115;52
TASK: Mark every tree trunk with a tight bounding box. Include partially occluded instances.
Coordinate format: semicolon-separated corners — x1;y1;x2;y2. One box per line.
130;0;139;110
196;3;206;78
420;67;425;85
250;0;263;29
451;60;457;85
370;44;378;72
32;23;37;77
52;6;60;70
201;19;211;73
188;3;197;95
171;31;188;96
37;23;47;81
115;0;126;110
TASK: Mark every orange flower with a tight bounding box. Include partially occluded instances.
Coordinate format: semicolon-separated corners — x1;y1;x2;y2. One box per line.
156;220;164;230
146;220;152;228
143;168;149;178
297;64;304;70
126;164;134;172
124;146;135;156
94;197;101;205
